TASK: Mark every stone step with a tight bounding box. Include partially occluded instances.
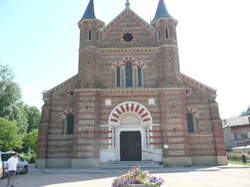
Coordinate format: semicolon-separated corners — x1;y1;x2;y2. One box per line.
101;161;163;169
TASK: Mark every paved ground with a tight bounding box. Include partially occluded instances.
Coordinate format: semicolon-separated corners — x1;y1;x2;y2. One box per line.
1;166;250;187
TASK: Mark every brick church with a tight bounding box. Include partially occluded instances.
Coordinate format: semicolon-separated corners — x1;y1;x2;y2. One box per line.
37;0;227;168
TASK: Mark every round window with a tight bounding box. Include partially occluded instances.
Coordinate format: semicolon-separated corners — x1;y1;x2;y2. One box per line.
123;33;134;42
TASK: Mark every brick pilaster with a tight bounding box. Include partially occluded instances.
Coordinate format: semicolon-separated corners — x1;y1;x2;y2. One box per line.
160;88;191;166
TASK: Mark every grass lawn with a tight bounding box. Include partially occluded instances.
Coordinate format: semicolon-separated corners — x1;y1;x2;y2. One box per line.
228;160;250;166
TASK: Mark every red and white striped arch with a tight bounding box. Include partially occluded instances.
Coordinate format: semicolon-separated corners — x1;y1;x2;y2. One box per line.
108;101;152;124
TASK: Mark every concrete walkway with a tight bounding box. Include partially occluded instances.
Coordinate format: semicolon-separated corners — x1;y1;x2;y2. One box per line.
1;165;250;187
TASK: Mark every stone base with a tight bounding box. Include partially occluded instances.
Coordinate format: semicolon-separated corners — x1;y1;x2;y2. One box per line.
192;156;217;165
46;159;71;168
71;158;100;168
36;159;46;168
164;157;192;167
216;156;228;165
36;158;100;168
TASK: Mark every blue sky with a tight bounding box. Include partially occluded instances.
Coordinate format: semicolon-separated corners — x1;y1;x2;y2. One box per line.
1;0;250;119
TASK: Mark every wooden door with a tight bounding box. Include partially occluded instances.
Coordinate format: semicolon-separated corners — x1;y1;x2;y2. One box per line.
120;131;141;161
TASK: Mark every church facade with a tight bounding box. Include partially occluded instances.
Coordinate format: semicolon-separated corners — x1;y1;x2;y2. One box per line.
37;0;227;168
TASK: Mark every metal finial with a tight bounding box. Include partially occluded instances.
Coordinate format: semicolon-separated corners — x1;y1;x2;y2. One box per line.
125;0;130;8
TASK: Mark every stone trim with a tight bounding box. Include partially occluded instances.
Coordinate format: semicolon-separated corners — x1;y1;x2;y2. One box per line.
108;101;153;124
101;8;155;35
179;73;216;95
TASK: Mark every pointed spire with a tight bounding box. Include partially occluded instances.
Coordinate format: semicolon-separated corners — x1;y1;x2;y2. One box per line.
82;0;96;19
125;0;130;9
153;0;171;21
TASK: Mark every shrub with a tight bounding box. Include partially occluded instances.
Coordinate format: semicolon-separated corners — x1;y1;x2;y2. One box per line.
227;152;250;161
20;152;36;163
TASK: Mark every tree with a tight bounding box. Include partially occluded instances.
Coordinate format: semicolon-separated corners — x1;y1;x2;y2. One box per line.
22;129;38;153
240;106;250;117
0;63;21;119
9;103;29;135
0;117;22;151
24;106;41;132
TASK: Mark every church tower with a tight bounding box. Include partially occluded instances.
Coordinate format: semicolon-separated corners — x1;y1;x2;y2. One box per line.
78;0;105;88
151;0;180;87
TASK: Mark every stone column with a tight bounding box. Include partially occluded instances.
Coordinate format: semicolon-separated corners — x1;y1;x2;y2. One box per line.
160;88;192;166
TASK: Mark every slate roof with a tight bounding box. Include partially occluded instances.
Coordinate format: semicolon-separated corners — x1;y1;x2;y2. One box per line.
223;115;250;127
82;0;96;19
153;0;171;21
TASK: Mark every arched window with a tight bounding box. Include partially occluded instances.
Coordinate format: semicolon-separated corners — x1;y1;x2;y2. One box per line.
66;113;74;135
88;30;92;40
116;67;121;88
157;31;161;41
137;66;142;87
165;28;169;39
187;113;194;133
125;62;133;88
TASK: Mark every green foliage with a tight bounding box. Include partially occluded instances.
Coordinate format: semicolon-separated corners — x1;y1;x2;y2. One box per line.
20;152;36;164
0;117;22;151
0;63;41;154
240;106;250;117
9;103;29;135
8;103;40;137
22;129;38;153
0;63;21;119
227;152;250;161
0;63;14;81
24;106;41;132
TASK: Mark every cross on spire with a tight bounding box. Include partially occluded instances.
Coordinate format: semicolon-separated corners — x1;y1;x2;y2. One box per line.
125;0;130;9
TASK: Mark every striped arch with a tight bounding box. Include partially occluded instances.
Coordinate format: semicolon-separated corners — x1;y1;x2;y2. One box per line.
112;56;145;68
108;101;152;124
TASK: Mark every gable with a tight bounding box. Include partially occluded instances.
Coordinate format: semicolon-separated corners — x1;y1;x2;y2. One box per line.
100;9;156;48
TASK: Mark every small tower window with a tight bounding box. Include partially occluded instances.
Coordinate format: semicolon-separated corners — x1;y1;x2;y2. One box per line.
187;113;194;133
66;113;74;135
137;67;142;87
116;67;121;88
96;31;99;41
165;28;169;39
157;31;161;41
88;30;92;40
125;62;133;88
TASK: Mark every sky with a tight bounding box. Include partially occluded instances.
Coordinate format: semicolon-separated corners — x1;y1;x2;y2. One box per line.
0;0;249;119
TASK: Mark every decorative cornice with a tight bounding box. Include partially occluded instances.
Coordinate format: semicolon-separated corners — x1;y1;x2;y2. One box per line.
100;47;156;55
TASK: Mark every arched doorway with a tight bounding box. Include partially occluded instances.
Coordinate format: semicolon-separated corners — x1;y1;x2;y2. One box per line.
100;101;162;162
